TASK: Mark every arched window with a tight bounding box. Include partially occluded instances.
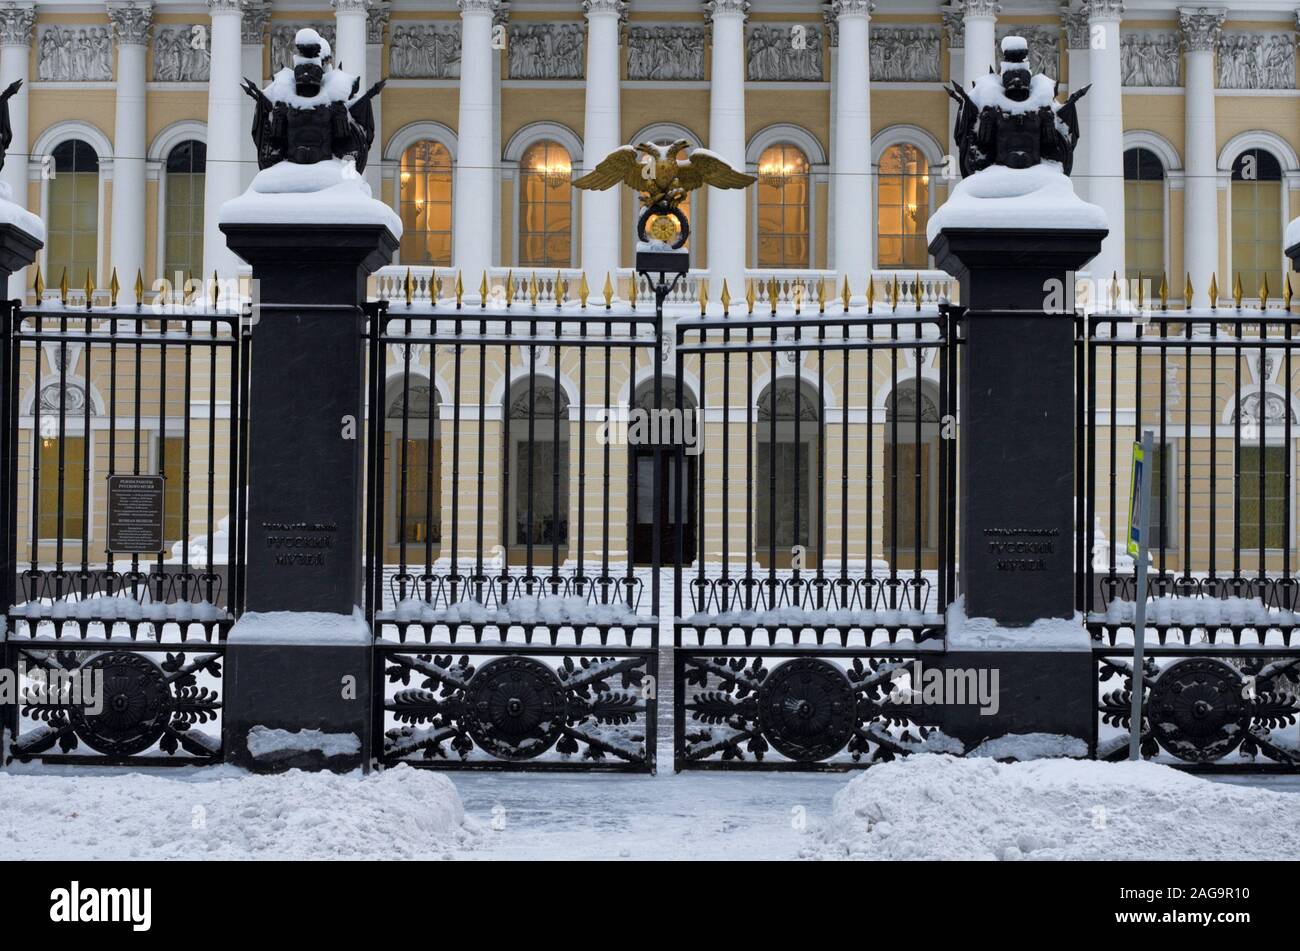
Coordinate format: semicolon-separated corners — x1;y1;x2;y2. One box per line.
756;144;810;267
883;381;942;568
519;141;573;268
630;378;698;565
387;379;440;553
1124;147;1165;282
399;140;453;266
163;140;206;283
756;378;822;567
1231;149;1284;298
877;143;930;269
47;140;99;284
506;377;570;554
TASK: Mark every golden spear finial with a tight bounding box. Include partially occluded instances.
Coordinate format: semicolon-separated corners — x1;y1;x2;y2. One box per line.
1209;273;1219;310
403;268;414;305
1259;273;1270;312
628;272;637;310
33;264;44;305
134;269;144;308
505;269;515;308
1158;272;1169;312
109;268;120;307
1136;272;1145;312
1284;273;1293;313
603;272;613;310
210;270;221;311
721;278;731;317
867;275;875;314
579;272;590;308
84;269;95;308
1232;272;1243;309
818;277;827;315
768;276;778;316
58;268;68;306
480;270;489;309
1184;273;1194;308
555;270;565;308
699;277;708;317
1108;272;1120;312
529;271;539;307
746;279;756;315
841;275;851;313
455;270;464;309
914;273;922;311
890;275;899;312
792;282;803;316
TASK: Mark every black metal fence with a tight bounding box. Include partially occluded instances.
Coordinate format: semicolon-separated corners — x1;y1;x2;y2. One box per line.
1;294;246;765
1083;308;1300;768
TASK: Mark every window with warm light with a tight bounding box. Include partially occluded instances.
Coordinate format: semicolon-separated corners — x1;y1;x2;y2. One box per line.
163;141;206;284
756;144;810;268
1231;149;1283;300
519;141;573;268
1124;148;1165;283
399;141;453;266
877;144;930;269
47;139;99;285
37;436;86;541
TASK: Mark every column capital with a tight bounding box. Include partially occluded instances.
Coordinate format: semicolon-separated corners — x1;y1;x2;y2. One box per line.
1084;0;1124;24
1178;6;1225;52
331;0;370;13
458;0;502;16
583;0;627;17
1061;5;1091;49
703;0;750;23
941;4;964;48
0;2;36;48
366;1;390;45
207;0;244;15
822;1;872;46
241;1;271;45
107;1;153;47
963;0;1001;21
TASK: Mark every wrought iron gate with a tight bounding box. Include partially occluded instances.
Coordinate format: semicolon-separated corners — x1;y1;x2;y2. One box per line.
1;290;247;765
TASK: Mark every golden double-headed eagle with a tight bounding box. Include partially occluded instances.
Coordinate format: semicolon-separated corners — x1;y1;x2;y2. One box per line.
574;139;755;211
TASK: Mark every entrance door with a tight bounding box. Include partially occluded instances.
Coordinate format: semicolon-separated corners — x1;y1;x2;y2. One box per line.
632;448;697;565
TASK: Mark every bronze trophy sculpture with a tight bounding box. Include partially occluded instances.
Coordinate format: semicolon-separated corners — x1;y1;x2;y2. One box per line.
241;28;383;173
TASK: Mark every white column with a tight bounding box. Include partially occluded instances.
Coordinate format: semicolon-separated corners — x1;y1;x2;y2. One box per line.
0;2;35;298
107;2;152;289
703;0;748;302
1086;0;1126;285
204;0;244;280
1063;5;1092;201
942;4;965;156
1180;6;1224;308
453;0;498;289
332;0;369;85
365;4;388;201
580;0;625;291
240;3;269;193
962;0;999;91
831;1;872;294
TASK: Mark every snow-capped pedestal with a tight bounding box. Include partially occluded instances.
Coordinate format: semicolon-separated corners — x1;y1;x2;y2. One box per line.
218;158;401;236
927;163;1106;243
0;182;44;284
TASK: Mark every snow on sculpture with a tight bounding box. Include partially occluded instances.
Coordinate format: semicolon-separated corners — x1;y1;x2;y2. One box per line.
0;78;44;239
219;28;400;234
928;35;1105;242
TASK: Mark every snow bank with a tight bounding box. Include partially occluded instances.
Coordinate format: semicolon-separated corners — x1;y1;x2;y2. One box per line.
0;765;474;860
391;595;644;627
689;606;942;629
1287;215;1299;255
246;726;360;760
946;596;1090;651
968;732;1088;760
1098;595;1294;628
811;755;1300;860
219;158;402;235
228;607;371;645
927;162;1108;242
0;187;45;243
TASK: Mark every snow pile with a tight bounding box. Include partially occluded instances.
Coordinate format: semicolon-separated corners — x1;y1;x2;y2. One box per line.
0;765;475;859
219;158;402;235
0;185;44;242
393;594;644;627
968;732;1088;760
1287;216;1300;255
811;755;1300;860
229;607;371;645
170;516;230;564
928;162;1108;242
246;726;360;760
688;606;942;629
1098;595;1294;627
946;596;1090;651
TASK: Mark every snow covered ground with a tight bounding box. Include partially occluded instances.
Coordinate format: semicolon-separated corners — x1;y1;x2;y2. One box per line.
2;757;1297;861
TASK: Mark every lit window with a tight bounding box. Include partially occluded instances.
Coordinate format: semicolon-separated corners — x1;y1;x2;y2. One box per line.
1124;147;1165;283
519;141;573;268
47;140;99;285
878;144;930;269
756;144;810;267
163;141;206;284
399;140;453;266
1231;149;1283;300
37;436;86;541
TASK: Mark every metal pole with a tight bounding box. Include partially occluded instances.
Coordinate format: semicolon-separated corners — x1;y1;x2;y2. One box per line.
1129;429;1155;761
